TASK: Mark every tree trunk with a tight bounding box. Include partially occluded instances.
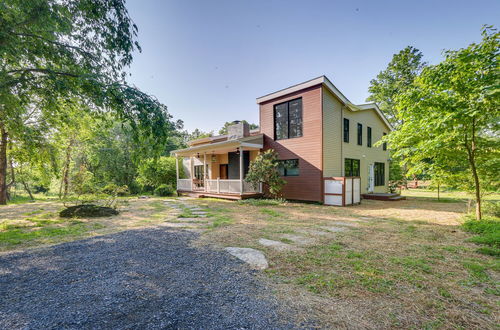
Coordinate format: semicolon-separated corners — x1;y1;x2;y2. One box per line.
464;119;481;220
0;123;8;205
21;179;34;200
437;182;440;201
60;140;73;199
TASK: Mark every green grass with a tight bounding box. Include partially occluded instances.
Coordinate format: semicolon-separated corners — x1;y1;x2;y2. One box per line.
238;198;284;206
210;214;233;228
462;217;500;256
260;208;283;219
0;222;105;246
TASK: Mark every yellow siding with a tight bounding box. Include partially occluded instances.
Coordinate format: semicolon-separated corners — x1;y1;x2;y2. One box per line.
322;87;343;177
322;86;391;194
342;107;390;193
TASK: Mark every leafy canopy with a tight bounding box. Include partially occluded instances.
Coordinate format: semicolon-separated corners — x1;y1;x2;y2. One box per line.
245;149;285;198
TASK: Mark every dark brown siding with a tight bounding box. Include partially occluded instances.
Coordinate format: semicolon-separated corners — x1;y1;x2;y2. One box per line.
259;84;323;202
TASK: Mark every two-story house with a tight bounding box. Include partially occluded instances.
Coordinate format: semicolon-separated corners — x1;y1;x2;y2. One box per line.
171;76;392;204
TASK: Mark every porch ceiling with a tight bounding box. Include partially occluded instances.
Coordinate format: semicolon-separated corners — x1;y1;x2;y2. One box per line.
171;137;263;157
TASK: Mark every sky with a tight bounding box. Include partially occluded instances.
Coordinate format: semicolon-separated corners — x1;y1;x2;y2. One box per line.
125;0;499;133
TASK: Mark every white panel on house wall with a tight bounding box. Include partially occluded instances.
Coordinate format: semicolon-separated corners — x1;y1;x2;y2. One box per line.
324;180;343;194
345;178;353;205
324;195;343;206
353;178;361;203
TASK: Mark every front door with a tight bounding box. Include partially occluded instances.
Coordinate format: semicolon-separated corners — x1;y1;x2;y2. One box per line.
219;164;228;179
368;164;375;193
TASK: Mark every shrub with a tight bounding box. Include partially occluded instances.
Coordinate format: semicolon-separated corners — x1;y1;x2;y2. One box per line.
59;204;119;218
101;183;129;196
245;149;286;198
154;184;174;197
462;217;500;256
137;156;182;191
483;201;500;218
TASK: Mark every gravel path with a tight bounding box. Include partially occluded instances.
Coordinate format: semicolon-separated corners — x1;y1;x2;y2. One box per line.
0;228;296;329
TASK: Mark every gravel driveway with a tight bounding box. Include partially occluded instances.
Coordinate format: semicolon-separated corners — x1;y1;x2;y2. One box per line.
0;228;295;329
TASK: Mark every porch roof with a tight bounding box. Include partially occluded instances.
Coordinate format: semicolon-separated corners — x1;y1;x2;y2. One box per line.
170;134;263;157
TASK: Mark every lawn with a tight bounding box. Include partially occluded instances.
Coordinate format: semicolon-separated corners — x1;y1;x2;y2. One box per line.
1;190;498;328
0;197;173;252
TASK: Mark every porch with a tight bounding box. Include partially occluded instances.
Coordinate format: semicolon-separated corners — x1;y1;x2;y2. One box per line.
171;135;264;199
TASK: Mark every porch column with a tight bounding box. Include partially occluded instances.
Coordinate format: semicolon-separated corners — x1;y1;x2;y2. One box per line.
175;156;179;190
203;152;207;192
239;147;244;193
190;156;194;191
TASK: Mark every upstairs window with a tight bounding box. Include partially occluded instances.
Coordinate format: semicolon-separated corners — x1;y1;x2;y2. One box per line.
383;132;387;151
343;118;349;142
374;162;385;186
274;98;303;140
367;127;372;147
357;123;362;145
344;158;360;177
278;159;299;176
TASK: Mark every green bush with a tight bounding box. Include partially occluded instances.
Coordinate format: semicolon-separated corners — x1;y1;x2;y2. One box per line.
483;201;500;218
137;156;182;192
154;184;174;197
101;183;129;196
462;217;500;256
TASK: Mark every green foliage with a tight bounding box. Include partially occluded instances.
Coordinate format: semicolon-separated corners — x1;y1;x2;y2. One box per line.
0;0;182;204
367;46;426;127
462;217;500;256
137;156;180;191
154;184;174;197
384;26;500;219
245;150;286;198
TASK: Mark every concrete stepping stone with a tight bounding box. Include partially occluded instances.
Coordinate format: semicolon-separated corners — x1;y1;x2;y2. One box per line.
280;234;316;246
191;211;207;215
175;217;208;222
258;238;295;251
163;222;206;228
296;228;331;236
330;221;359;227
225;247;268;270
320;226;349;233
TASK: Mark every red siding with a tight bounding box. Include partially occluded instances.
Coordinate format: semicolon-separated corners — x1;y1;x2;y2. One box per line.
259;85;323;202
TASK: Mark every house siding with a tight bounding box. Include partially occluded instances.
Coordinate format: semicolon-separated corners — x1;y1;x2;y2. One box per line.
322;87;343;177
341;107;390;193
259;85;323;202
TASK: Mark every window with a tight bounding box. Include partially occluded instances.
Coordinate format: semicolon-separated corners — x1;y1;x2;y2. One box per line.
343;118;349;142
344;158;360;177
274;98;303;140
357;123;362;145
278;159;299;176
383;132;387;151
374;162;385;186
194;165;204;180
367;127;372;147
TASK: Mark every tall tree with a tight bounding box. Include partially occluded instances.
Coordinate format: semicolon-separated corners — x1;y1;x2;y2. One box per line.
0;0;176;204
367;46;426;127
386;26;500;220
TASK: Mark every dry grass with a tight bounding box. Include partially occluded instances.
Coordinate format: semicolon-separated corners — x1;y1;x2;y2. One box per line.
0;197;174;253
193;193;499;329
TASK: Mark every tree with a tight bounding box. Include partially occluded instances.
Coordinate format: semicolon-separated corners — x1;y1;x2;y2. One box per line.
367;46;427;127
218;121;258;135
385;26;500;220
245;150;286;198
0;0;176;204
137;156;181;191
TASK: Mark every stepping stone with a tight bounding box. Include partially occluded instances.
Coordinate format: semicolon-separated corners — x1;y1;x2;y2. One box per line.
163;222;205;228
258;238;295;251
176;217;208;222
225;247;268;270
280;234;316;246
192;211;207;215
320;226;349;233
188;207;203;211
296;228;331;236
330;221;359;227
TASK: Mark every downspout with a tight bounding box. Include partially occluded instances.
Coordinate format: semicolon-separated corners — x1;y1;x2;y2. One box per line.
340;105;344;176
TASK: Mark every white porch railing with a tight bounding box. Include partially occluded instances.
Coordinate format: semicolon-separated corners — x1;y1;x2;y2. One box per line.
177;178;261;194
177;179;192;191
